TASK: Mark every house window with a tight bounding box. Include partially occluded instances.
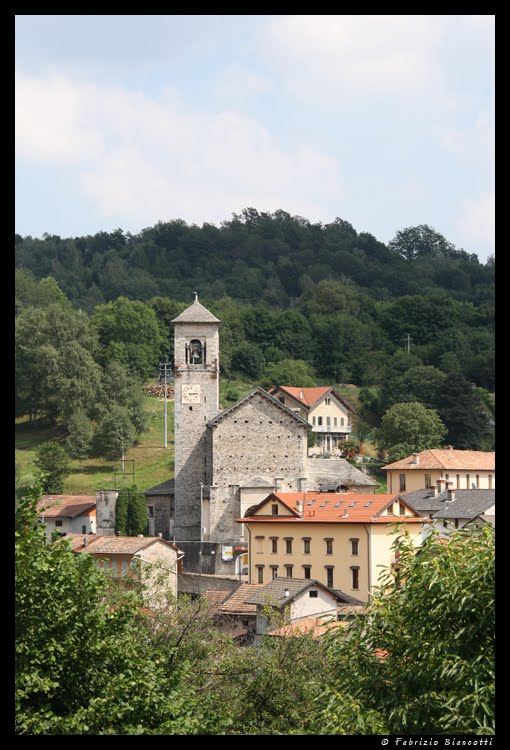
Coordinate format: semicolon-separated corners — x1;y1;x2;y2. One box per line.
351;567;360;590
256;566;264;584
270;565;279;580
148;506;154;518
456;474;460;489
445;474;449;481
325;539;333;555
326;567;334;588
454;519;459;529
476;474;480;488
303;538;311;554
399;474;406;492
312;416;316;426
271;505;279;516
325;398;331;405
340;417;344;427
350;539;359;556
309;590;318;598
488;475;493;489
399;502;406;516
326;416;331;427
285;565;293;578
279;397;285;404
285;538;293;554
271;538;278;554
82;525;87;534
303;565;311;579
122;559;128;575
425;474;431;489
334;417;337;427
318;416;323;426
466;474;470;489
170;496;175;517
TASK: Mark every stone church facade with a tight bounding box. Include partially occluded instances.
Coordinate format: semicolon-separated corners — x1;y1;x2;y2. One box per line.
151;295;376;575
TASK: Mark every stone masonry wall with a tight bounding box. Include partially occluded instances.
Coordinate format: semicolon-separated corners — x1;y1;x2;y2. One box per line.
210;392;308;543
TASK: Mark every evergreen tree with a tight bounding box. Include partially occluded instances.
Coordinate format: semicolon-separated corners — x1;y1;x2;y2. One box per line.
437;372;492;449
34;442;71;494
65;410;94;466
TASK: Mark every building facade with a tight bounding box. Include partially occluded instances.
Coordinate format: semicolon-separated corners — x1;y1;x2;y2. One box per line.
382;449;495;494
240;492;425;601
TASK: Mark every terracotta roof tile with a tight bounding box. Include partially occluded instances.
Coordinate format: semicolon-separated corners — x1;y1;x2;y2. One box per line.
240;492;425;525
269;615;347;638
203;589;232;614
38;495;96;519
217;583;263;615
382;449;495;471
72;535;179;555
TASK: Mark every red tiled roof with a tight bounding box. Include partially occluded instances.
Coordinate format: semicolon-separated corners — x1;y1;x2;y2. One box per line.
38;495;96;519
72;535;179;555
276;386;331;407
217;583;263;615
203;590;232;614
382;449;495;471
240;492;425;524
269;615;347;638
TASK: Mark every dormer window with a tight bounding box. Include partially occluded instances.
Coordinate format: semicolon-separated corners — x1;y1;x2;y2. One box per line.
271;504;279;516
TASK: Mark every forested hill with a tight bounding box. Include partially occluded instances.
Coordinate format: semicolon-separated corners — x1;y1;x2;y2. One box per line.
15;208;494;311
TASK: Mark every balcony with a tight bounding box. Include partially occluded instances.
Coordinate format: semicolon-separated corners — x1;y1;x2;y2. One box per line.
311;424;352;434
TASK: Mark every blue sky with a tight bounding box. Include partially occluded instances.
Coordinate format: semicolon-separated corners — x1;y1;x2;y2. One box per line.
15;14;494;261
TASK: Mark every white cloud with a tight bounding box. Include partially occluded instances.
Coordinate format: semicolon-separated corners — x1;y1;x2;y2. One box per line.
266;15;445;97
213;64;271;101
456;191;494;257
16;72;344;227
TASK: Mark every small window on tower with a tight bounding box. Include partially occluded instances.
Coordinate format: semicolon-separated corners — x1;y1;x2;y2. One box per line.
189;339;203;364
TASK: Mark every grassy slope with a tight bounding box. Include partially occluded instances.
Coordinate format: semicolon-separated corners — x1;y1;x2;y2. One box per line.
15;395;175;495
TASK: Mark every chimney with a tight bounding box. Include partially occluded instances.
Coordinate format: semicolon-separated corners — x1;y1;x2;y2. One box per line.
83;537;87;547
446;481;455;502
157;532;163;538
411;452;420;465
436;479;444;493
296;500;303;515
430;484;438;497
284;588;290;597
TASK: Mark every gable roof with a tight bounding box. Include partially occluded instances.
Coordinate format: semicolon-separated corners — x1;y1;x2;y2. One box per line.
241;492;425;524
431;494;496;521
208;386;310;428
143;479;175;496
217;583;263;615
170;298;220;324
244;577;352;607
382;449;495;471
402;488;495;516
38;495;96;519
305;457;378;488
72;535;179;555
271;386;354;413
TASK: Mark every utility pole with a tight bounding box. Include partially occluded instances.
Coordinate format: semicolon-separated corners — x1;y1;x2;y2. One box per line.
159;362;172;448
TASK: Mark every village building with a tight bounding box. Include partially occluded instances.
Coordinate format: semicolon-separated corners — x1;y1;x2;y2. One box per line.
67;533;182;604
268;386;355;455
37;495;96;539
401;482;495;534
239;491;426;602
139;295;377;575
382;448;495;494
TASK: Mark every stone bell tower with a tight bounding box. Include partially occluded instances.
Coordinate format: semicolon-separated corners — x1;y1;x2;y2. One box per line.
171;294;220;544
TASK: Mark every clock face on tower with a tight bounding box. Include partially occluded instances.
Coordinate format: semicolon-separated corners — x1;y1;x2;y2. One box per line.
182;384;201;404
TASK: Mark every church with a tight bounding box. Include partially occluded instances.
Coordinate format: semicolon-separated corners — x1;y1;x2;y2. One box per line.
146;295;377;575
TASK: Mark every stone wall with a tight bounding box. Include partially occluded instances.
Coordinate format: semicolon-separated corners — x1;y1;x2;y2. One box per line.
210;392;308;543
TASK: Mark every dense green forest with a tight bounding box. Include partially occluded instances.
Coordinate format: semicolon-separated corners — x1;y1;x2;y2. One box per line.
15;210;495;454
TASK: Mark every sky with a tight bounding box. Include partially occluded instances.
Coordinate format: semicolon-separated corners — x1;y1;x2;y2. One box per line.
15;14;495;261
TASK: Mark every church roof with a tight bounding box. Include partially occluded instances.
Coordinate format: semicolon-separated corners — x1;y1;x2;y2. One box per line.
170;297;221;324
143;479;175;496
304;458;378;488
207;386;311;428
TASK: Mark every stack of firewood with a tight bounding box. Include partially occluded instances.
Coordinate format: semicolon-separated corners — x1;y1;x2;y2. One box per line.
143;383;175;398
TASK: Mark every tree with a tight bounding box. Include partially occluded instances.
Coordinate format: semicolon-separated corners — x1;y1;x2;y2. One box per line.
389;224;456;262
115;486;148;536
65;410;94;466
231;342;266;379
377;402;447;461
436;373;492;449
316;527;495;735
34;442;71;494
93;406;136;460
260;358;316;388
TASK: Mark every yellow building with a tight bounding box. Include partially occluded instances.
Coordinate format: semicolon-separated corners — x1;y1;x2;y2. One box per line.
268;386;355;454
239;491;425;602
382;449;495;494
